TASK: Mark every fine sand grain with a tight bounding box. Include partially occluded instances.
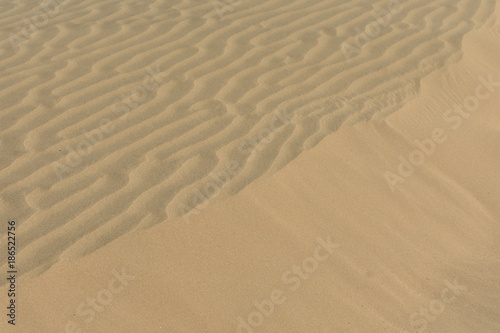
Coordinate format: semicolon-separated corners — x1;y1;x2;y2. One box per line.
0;0;499;332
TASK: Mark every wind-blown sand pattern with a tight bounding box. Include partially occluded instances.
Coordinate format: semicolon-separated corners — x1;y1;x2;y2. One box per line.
1;0;500;332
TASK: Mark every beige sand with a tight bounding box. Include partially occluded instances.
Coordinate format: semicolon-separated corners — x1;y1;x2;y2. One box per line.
0;0;499;332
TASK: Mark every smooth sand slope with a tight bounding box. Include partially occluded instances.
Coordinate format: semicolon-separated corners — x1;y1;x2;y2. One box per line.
1;0;500;332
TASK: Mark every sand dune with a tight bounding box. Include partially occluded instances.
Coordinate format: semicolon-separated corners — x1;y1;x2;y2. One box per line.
1;0;497;276
0;0;499;332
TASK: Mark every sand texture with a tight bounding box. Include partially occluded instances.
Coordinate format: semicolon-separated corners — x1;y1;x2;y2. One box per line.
0;0;499;332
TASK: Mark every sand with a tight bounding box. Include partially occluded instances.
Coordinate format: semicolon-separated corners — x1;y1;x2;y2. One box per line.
0;0;499;332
